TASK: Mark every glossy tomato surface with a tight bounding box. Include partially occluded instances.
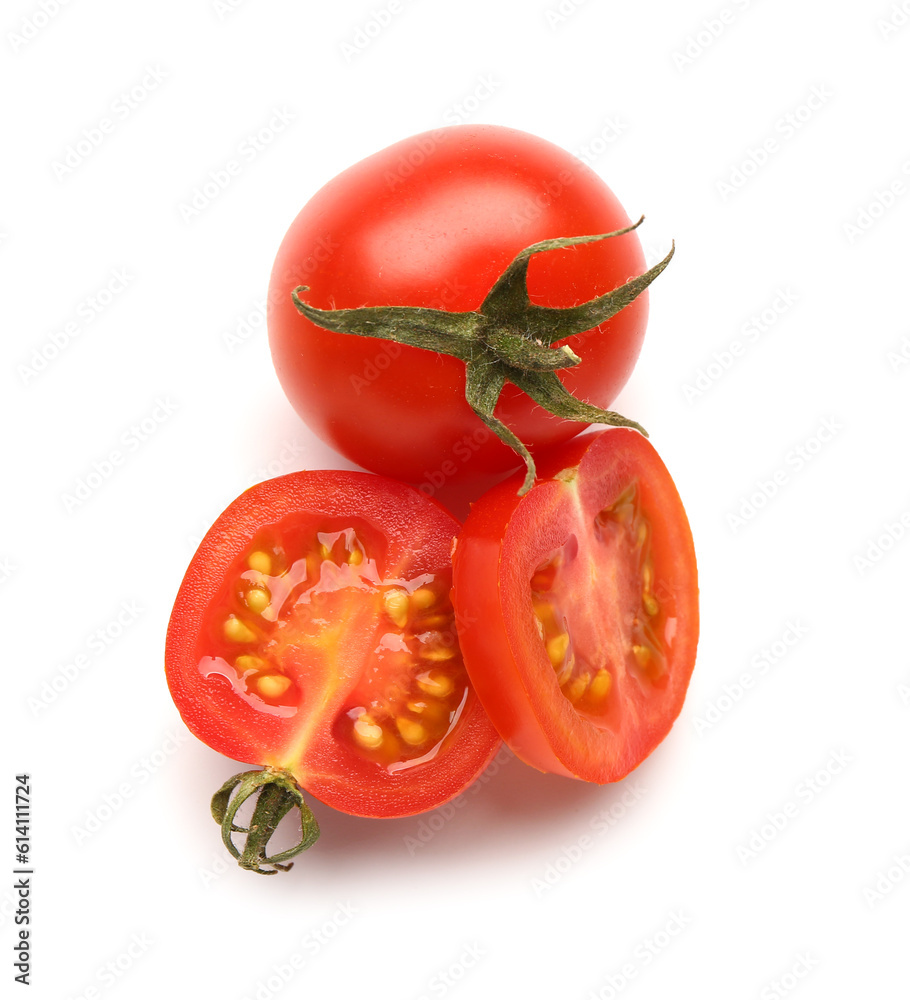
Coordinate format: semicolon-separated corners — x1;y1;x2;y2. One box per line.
268;125;649;487
451;430;698;783
166;471;500;817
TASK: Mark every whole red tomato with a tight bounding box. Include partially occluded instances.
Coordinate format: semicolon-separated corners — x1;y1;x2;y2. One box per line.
268;125;661;492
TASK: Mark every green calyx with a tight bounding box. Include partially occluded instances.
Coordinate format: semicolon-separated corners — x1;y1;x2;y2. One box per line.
211;768;319;875
292;217;674;495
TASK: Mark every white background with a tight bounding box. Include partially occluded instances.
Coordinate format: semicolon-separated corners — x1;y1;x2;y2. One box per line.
4;0;910;997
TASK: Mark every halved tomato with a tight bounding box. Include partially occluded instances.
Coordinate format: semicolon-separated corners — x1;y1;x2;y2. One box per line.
451;429;698;783
166;470;500;872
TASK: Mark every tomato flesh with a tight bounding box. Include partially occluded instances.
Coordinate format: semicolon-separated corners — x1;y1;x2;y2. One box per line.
166;472;500;818
452;429;698;783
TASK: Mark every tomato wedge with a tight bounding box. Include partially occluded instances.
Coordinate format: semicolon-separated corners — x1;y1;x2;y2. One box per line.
166;471;500;872
451;429;698;783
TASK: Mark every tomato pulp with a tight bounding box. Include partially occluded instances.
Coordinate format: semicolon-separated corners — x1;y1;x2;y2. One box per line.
166;471;501;869
268;124;651;487
451;430;698;783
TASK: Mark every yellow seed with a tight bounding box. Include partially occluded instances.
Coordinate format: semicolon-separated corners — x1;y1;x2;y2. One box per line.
636;521;648;546
353;716;384;750
247;551;272;574
589;669;612;700
319;543;333;561
396;717;428;746
418;614;451;629
348;548;364;566
235;654;266;672
256;674;292;699
420;644;457;662
642;561;653;593
534;600;556;623
643;593;660;617
408;698;448;723
547;632;570;667
411;587;436;610
383;588;409;627
632;644;652;669
224;616;256;643
245;586;270;614
563;673;589;702
417;671;454;698
535;618;545;641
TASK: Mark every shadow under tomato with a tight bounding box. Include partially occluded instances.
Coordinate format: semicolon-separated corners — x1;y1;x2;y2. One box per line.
304;744;667;869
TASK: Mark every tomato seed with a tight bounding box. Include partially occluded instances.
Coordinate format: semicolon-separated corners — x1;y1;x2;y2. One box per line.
223;616;256;643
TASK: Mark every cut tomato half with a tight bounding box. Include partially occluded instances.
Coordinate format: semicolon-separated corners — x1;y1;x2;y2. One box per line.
166;471;500;872
451;429;698;783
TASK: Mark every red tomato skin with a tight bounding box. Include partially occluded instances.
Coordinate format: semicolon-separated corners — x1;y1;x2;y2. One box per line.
451;429;699;783
165;471;501;818
268;125;648;487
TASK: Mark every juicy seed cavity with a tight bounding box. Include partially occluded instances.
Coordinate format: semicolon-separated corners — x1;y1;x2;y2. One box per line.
530;482;668;725
200;522;468;769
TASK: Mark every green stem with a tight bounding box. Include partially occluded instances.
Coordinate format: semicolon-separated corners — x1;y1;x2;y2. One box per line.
210;768;319;875
291;220;673;495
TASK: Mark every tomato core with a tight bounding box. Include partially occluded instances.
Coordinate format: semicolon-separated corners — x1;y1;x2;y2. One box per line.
195;511;469;772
